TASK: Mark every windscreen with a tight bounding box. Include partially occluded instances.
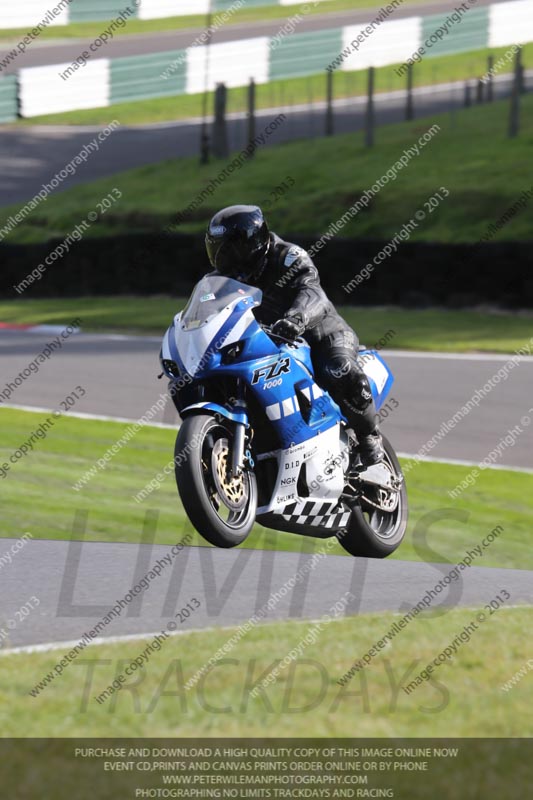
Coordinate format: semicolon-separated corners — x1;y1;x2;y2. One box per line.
180;275;262;330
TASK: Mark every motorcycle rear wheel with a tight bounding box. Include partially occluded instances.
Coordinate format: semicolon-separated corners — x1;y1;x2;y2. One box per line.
175;414;257;548
337;435;408;558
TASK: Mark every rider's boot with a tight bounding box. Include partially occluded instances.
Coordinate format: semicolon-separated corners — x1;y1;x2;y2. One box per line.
348;403;385;467
358;429;385;467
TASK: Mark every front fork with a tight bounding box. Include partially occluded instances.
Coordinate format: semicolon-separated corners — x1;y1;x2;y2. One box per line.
230;380;253;478
231;423;246;476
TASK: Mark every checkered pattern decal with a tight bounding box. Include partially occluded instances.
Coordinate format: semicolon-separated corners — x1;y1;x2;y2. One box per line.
281;500;351;530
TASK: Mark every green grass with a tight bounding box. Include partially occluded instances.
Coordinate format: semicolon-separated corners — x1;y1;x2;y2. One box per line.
2;407;530;740
4;93;533;246
14;43;532;127
1;409;531;570
1;298;533;352
0;0;429;44
2;606;531;737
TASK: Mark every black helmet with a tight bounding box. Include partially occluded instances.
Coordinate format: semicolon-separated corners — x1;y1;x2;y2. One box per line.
205;204;270;282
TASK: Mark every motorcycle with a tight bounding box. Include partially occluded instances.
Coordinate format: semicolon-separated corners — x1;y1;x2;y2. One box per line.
160;274;407;557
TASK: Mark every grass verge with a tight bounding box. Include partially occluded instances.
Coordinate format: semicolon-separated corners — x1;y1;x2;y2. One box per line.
3;606;531;737
3;94;533;245
13;43;533;127
1;408;531;569
1;298;532;352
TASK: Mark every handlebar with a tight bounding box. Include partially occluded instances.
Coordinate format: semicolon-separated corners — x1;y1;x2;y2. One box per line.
261;324;305;346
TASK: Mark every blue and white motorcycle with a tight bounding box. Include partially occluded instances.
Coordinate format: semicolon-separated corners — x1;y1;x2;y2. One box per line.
160;275;407;558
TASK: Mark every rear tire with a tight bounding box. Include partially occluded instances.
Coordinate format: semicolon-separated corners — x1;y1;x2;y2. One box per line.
337;435;408;558
175;414;257;548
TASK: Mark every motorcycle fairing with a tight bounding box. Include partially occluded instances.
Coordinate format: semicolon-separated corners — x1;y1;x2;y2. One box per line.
256;423;346;516
258;503;352;537
163;297;263;379
180;402;248;426
164;282;344;450
359;349;394;411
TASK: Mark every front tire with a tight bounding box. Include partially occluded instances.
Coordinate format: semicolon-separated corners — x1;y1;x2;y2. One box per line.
175;414;257;548
337;435;408;558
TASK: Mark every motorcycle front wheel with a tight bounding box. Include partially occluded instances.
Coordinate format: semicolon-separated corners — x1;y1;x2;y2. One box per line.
174;414;257;548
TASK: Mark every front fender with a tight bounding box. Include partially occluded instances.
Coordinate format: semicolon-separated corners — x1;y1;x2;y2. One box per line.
180;402;249;426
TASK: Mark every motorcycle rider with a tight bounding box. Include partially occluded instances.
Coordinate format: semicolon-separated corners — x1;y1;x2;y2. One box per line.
204;204;384;466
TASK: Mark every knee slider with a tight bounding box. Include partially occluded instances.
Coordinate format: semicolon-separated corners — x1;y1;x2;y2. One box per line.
324;355;355;385
324;357;372;410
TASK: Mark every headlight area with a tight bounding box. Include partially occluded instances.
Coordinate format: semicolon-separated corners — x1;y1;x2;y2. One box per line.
161;358;181;379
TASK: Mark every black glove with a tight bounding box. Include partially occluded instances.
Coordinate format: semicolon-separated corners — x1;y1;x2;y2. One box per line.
272;313;307;341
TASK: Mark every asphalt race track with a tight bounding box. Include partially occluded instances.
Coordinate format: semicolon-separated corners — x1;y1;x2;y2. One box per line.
0;0;531;707
1;537;532;650
1;330;532;468
1;329;532;649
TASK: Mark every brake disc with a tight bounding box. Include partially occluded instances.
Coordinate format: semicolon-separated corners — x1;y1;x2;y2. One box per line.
211;438;247;511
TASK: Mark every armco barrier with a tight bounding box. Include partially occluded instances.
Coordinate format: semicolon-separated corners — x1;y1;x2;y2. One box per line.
0;0;70;31
420;7;490;59
0;0;327;28
13;0;533;117
0;75;18;123
19;59;110;117
269;28;344;81
68;0;138;24
489;0;529;47
185;36;271;93
338;15;421;71
110;50;187;104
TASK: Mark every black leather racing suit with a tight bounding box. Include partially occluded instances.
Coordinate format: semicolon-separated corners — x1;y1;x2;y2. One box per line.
229;232;379;439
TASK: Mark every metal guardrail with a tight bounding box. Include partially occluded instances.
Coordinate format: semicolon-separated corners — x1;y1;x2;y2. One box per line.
0;0;321;29
0;75;17;123
5;0;533;118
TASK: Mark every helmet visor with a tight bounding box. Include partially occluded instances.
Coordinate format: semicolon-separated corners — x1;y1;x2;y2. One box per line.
206;234;266;278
